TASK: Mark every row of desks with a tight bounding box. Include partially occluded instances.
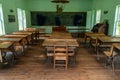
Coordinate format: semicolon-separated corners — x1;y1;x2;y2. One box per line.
84;32;120;73
0;28;45;65
84;32;120;59
42;31;79;47
42;31;79;65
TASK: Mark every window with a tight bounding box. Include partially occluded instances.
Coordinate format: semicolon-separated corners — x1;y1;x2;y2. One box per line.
113;5;120;36
17;8;26;30
95;9;101;24
22;10;26;29
86;10;95;30
0;4;5;35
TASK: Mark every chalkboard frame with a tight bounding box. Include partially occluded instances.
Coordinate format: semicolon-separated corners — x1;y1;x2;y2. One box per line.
31;11;87;26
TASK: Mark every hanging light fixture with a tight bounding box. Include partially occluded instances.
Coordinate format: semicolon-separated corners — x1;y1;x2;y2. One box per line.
51;0;69;13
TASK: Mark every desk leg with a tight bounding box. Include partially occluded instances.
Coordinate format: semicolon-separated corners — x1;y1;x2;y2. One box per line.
4;52;15;66
96;46;100;60
0;50;3;62
0;50;15;66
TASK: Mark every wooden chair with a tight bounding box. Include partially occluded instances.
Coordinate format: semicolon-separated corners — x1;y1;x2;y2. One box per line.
45;46;54;64
103;45;118;72
53;41;68;70
68;47;76;64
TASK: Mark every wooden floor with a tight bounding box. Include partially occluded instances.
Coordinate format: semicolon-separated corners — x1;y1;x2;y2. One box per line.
0;39;120;80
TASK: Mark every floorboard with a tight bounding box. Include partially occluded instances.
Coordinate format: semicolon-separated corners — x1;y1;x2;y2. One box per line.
0;39;120;80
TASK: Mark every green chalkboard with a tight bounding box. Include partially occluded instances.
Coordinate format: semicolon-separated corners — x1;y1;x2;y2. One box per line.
31;11;87;26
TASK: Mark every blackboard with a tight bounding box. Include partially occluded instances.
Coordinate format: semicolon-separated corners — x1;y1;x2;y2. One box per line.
31;12;87;26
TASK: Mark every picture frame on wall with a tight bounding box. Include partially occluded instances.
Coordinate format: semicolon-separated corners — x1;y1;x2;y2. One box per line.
8;15;15;22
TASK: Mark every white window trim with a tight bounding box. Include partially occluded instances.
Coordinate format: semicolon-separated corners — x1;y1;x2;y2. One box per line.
95;9;101;24
17;8;26;31
113;5;120;36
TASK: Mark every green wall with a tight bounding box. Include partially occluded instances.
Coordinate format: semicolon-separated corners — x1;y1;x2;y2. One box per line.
25;0;93;28
0;0;93;34
1;0;120;35
0;0;26;34
92;0;120;35
26;0;92;12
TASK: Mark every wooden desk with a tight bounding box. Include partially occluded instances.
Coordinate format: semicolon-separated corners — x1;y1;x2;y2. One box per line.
0;37;21;42
105;43;120;72
19;30;39;40
42;31;79;64
52;27;66;32
97;36;120;59
112;43;120;50
85;32;105;38
2;35;28;49
25;28;45;34
0;37;24;53
12;32;34;44
43;39;78;63
68;28;90;31
67;28;90;38
4;34;27;38
12;31;32;35
49;31;72;39
84;32;104;43
98;37;120;43
23;28;46;40
90;34;105;40
43;31;78;46
89;34;106;51
43;39;79;47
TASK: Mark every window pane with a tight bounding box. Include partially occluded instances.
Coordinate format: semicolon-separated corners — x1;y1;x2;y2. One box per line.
96;10;101;24
113;5;120;36
17;8;26;30
0;4;5;35
22;10;26;29
17;8;23;30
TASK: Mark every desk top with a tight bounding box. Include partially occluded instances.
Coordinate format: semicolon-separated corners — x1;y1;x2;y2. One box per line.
25;29;45;34
112;43;120;50
98;36;120;43
4;34;28;38
68;28;90;30
12;32;32;35
90;34;106;40
42;39;79;47
42;31;79;47
86;32;105;37
0;42;13;49
0;37;21;42
20;30;36;33
25;28;45;32
49;31;72;39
